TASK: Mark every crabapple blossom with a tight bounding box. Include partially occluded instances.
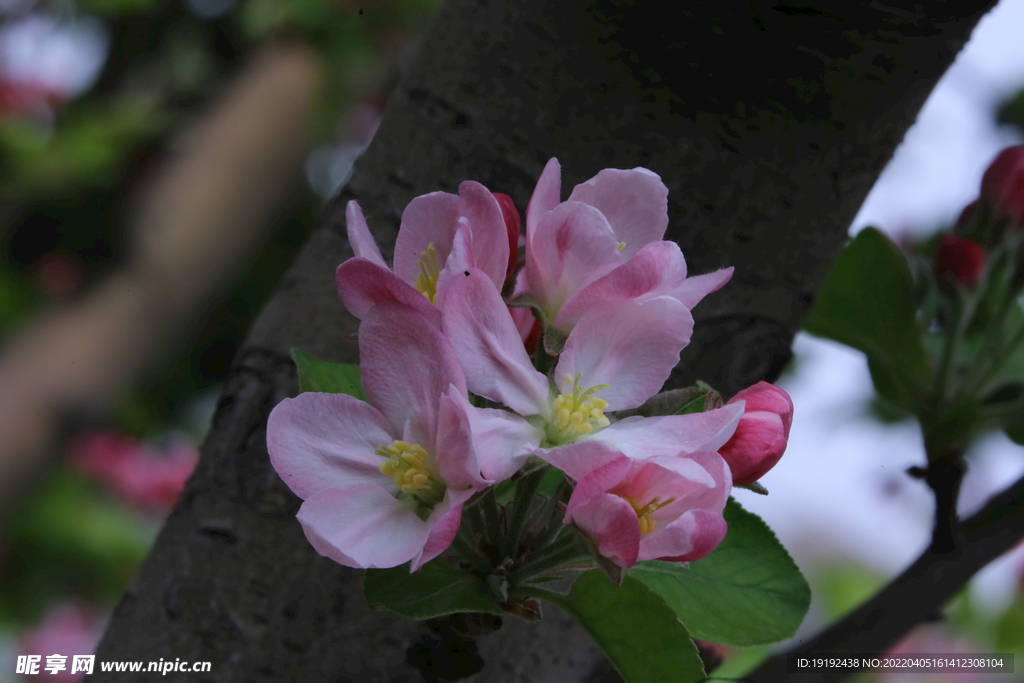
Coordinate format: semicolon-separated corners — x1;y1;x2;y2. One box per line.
542;442;731;568
267;301;536;570
439;268;744;457
520;158;733;332
335;181;509;326
717;382;794;486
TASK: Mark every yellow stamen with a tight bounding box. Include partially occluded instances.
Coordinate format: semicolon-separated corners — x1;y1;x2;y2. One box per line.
413;243;441;304
626;496;677;535
376;440;445;508
547;372;610;442
617;241;627;252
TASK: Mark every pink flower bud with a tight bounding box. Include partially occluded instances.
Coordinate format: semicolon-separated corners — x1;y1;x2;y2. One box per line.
981;145;1024;228
718;382;793;486
935;234;985;287
492;192;521;281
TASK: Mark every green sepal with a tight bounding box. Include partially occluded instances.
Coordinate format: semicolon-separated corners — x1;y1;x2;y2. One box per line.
542;323;568;356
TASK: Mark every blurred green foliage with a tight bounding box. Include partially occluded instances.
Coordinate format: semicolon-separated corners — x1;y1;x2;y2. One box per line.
0;0;442;636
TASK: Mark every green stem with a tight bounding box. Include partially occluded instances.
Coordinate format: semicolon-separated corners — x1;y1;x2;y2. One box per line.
517;543;589;580
933;290;980;413
479;487;504;546
504;467;546;559
451;535;491;570
967;304;1024;397
509;585;569;607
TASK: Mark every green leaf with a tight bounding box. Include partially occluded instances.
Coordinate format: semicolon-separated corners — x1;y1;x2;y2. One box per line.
629;498;810;647
363;561;504;620
803;227;930;411
291;349;364;399
550;571;706;683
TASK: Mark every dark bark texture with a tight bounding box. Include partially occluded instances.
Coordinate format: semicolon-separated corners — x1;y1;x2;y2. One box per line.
90;1;998;681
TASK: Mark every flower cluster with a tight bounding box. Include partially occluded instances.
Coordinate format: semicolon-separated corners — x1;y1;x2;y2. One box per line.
267;159;793;578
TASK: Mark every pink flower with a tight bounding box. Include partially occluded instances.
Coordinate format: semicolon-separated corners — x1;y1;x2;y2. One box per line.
69;431;197;512
935;234;985;287
718;382;793;486
19;603;103;681
543;442;731;568
981;145;1024;228
267;302;537;570
522;158;733;332
439;269;744;456
335;182;510;326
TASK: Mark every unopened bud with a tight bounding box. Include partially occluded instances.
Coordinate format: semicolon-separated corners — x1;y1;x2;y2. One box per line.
935;234;985;287
981;145;1024;229
719;382;793;486
492;193;521;282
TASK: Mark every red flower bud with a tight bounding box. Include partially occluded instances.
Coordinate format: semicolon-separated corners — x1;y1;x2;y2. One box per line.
955;200;977;230
492;192;521;281
981;145;1024;228
719;382;793;486
935;234;985;287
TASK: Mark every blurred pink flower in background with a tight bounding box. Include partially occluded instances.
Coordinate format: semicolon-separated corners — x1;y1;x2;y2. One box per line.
18;603;103;682
69;430;198;512
0;76;64;120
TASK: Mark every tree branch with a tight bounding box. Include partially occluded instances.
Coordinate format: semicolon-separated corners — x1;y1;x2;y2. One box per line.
747;470;1024;683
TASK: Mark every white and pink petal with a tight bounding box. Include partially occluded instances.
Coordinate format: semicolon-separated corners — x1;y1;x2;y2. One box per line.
267;392;396;500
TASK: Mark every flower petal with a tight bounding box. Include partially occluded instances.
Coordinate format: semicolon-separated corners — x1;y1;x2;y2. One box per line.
345;200;387;269
638;508;727;563
438;268;549;416
297;484;430;569
444;388;541;482
564;456;632;509
526;158;562;244
360;301;467;449
434;388;487;491
556;240;687;330
555;297;693;411
567;167;668;258
336;258;441;326
536;440;625;483
526;201;624;318
454;181;509;291
267;392;396;499
411;505;464;571
393;191;460;286
568;493;640;569
643;451;731;519
590;403;745;459
666;267;734;309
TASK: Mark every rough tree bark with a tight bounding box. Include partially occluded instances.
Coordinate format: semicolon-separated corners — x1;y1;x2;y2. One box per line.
90;1;999;681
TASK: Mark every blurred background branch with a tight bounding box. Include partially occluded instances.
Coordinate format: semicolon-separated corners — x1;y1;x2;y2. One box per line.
0;38;322;510
0;0;442;671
